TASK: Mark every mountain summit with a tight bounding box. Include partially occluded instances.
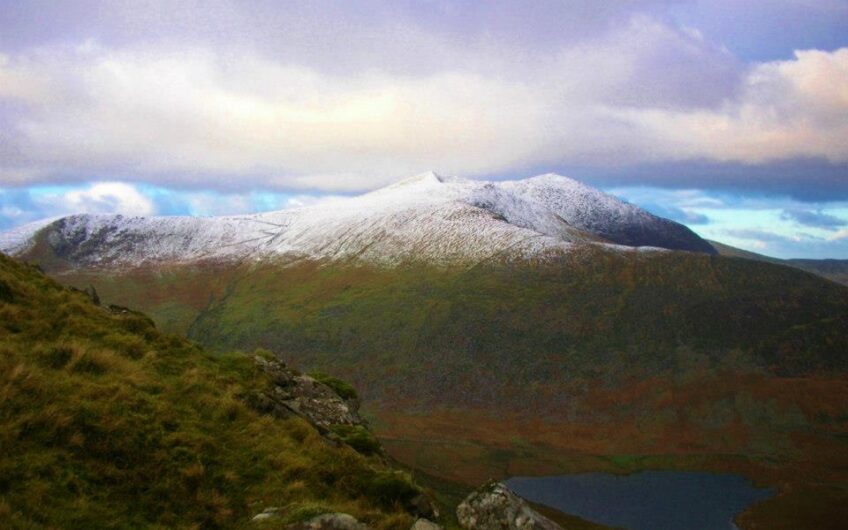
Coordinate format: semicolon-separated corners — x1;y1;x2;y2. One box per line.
0;173;713;268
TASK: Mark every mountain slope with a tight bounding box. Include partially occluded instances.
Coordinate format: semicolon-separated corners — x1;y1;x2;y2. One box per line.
0;252;425;529
183;250;848;404
1;173;713;269
36;248;848;529
502;174;715;253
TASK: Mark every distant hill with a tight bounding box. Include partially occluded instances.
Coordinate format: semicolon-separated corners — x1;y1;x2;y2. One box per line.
709;240;848;286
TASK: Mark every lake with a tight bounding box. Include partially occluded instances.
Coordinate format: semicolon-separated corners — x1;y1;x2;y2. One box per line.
506;471;774;530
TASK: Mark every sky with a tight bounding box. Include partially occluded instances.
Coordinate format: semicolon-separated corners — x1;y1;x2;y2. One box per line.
0;0;847;259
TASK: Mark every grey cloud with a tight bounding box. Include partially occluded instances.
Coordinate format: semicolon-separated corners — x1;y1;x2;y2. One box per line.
573;158;848;202
781;209;847;229
0;3;845;197
635;202;710;225
722;229;808;243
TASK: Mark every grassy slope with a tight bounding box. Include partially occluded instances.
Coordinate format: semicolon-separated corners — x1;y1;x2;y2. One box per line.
29;247;848;529
0;253;424;530
188;249;848;393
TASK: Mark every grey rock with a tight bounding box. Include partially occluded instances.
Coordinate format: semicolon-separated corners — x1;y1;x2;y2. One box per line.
252;356;363;432
286;513;372;530
252;507;281;522
456;482;562;530
411;518;444;530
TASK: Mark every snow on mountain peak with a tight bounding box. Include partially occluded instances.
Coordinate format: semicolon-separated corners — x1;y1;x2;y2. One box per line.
384;170;446;188
0;172;714;268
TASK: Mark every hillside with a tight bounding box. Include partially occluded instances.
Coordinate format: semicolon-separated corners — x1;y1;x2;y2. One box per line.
31;248;848;528
0;252;429;529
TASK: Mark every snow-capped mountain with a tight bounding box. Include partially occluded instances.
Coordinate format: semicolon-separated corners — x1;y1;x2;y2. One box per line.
0;172;714;268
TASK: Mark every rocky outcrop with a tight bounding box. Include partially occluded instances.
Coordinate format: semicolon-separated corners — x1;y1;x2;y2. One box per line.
254;511;443;530
456;482;562;530
250;355;363;433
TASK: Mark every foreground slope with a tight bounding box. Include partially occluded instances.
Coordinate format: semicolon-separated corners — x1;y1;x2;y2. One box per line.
0;253;426;529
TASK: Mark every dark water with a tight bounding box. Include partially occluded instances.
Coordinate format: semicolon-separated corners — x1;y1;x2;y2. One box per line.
505;471;774;530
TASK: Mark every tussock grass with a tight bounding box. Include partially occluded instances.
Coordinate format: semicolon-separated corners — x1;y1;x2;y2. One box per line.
0;253;418;529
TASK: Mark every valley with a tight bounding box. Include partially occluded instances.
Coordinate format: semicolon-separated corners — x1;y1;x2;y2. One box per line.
3;174;847;529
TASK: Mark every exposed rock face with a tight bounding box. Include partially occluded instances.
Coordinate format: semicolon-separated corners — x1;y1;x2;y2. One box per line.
285;513;372;530
456;482;563;530
250;356;363;433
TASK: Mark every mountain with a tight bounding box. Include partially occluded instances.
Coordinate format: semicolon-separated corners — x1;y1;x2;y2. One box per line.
709;240;848;286
0;252;433;529
3;173;848;529
788;258;848;285
0;172;713;269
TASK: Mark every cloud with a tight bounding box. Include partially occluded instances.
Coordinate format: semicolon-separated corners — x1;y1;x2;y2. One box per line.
0;182;154;229
614;48;848;165
608;191;712;225
576;158;848;201
0;11;845;195
715;227;848;259
656;206;710;225
781;208;847;229
0;180;350;230
723;229;802;243
828;229;848;241
41;182;155;216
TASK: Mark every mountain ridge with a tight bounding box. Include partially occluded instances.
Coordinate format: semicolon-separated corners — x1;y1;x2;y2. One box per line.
0;173;714;269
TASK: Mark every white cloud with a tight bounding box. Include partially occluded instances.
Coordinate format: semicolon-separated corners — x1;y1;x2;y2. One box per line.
828;229;848;241
38;182;155;217
620;48;848;164
0;16;846;192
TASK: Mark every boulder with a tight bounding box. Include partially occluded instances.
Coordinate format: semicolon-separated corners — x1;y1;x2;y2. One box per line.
252;507;281;522
252;356;363;432
456;482;562;530
411;518;443;530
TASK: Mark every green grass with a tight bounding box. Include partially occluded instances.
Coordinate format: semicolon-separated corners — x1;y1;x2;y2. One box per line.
172;250;848;414
309;372;359;401
0;253;422;529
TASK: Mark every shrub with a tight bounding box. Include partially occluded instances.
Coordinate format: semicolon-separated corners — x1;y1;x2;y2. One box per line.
43;345;74;369
308;372;359;401
0;279;13;303
359;471;420;510
330;424;382;456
